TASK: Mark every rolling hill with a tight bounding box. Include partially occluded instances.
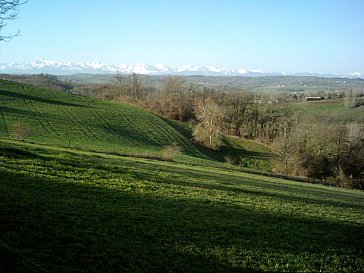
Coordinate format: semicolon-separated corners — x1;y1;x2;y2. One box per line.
0;79;192;153
0;79;273;168
1;79;363;272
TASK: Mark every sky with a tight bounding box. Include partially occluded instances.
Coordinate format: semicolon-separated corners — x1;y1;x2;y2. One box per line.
0;0;363;74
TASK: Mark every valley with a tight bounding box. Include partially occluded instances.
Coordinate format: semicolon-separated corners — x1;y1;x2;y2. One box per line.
1;78;363;272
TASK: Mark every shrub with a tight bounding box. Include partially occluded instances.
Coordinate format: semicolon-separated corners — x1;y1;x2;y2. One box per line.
11;121;31;141
224;154;236;165
162;144;182;161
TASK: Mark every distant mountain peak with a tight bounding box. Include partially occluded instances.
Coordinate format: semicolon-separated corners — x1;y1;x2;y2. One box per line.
348;72;362;78
0;59;362;78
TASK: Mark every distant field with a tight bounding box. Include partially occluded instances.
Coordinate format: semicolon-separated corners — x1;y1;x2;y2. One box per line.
4;74;364;95
1;139;363;272
294;98;364;123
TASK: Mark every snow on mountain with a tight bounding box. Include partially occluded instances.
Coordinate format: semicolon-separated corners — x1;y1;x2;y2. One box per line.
347;72;362;78
237;68;247;74
0;59;267;76
0;59;362;78
249;69;264;74
154;63;174;72
177;64;201;73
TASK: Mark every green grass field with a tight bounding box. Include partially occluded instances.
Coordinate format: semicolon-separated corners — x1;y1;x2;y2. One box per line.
294;98;364;123
1;139;363;272
0;79;272;169
1;80;364;272
0;79;193;153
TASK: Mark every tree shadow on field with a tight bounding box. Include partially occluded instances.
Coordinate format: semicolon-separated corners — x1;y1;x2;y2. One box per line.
119;164;364;211
162;117;272;164
45;151;363;211
220;137;272;161
160;117;212;158
0;106;36;117
103;123;162;148
1;170;363;272
162;118;270;162
0;89;89;108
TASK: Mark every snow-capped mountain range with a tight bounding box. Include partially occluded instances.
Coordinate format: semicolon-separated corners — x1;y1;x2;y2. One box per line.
0;59;362;78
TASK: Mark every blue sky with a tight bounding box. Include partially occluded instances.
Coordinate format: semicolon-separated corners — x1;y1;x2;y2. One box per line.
0;0;363;74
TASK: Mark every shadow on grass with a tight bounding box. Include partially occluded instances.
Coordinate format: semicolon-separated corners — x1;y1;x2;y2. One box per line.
221;144;271;161
160;117;215;159
162;117;272;166
115;163;364;211
0;106;70;123
1;169;363;272
0;146;41;159
0;106;37;118
0;89;89;108
34;149;364;211
101;123;164;148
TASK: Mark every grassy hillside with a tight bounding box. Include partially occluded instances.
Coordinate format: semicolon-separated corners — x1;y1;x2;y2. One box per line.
0;79;272;168
0;79;192;153
1;80;363;272
1;139;363;272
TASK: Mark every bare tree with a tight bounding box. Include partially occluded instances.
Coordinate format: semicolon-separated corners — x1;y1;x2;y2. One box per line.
347;122;364;144
343;89;357;109
158;76;184;96
113;72;125;98
271;133;297;174
114;73;147;100
0;0;27;42
193;98;224;149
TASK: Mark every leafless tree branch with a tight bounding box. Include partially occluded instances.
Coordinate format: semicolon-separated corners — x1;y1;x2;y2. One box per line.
0;0;27;41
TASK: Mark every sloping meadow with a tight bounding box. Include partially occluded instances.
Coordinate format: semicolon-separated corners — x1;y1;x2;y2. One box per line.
0;79;273;168
0;80;197;155
1;140;363;272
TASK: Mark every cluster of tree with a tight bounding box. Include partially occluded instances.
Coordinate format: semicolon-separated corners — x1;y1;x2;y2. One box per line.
114;73;152;100
138;76;207;121
110;73;364;187
343;89;364;109
211;94;294;142
104;74;296;149
273;117;364;188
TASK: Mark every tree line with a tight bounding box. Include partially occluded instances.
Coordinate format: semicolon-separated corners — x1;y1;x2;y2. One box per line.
106;73;363;188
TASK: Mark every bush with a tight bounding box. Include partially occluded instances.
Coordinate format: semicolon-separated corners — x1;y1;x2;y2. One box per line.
162;144;182;161
224;154;236;165
11;121;31;141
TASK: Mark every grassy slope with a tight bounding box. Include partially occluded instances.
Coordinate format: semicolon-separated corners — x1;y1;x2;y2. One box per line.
0;79;193;153
1;139;363;272
0;79;272;168
1;80;363;271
